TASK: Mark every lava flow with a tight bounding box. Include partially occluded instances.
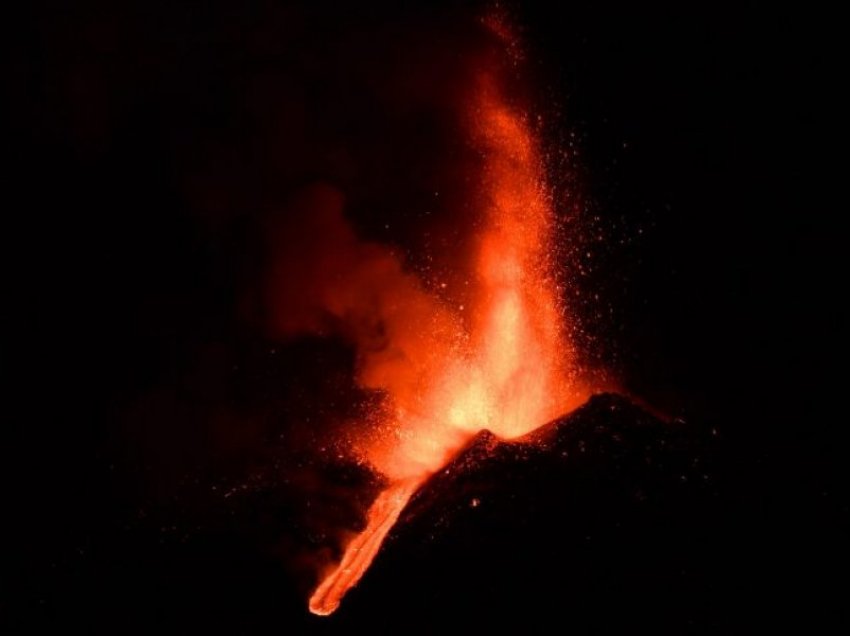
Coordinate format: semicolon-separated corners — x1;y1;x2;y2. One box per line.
307;20;588;617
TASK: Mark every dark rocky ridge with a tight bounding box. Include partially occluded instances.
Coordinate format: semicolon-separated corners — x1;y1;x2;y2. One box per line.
317;393;724;633
10;389;834;635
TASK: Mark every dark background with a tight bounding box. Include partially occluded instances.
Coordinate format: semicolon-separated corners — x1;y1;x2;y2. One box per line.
3;1;843;633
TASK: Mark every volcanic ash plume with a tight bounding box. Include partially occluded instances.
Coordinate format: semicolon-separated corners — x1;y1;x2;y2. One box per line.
263;16;590;616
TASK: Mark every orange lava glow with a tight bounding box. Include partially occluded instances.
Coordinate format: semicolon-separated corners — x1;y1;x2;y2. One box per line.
308;24;588;616
308;478;422;616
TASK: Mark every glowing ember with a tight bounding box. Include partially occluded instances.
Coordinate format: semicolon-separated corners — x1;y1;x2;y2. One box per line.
308;18;588;615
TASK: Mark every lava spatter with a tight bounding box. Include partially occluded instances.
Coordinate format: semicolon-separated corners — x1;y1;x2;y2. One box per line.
307;17;589;615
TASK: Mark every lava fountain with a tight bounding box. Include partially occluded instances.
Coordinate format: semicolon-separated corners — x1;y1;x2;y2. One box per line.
307;18;588;616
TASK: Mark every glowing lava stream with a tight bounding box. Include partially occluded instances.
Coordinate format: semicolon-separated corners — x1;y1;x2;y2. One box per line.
308;20;588;617
308;479;422;616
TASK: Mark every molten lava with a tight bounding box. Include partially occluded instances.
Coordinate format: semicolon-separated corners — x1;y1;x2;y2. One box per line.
308;479;422;616
307;20;587;616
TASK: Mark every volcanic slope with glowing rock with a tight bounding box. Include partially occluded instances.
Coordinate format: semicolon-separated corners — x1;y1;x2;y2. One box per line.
320;393;718;633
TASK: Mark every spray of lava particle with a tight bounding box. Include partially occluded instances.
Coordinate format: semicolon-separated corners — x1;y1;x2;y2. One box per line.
307;19;588;616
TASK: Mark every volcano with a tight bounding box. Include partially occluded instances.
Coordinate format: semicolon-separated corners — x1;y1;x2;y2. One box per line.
302;392;720;632
7;391;726;635
7;0;840;634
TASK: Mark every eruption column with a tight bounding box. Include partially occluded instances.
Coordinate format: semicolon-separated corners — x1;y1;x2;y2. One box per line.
308;22;586;615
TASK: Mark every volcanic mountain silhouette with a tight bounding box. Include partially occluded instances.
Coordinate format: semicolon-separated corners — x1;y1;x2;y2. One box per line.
315;393;722;633
12;393;722;635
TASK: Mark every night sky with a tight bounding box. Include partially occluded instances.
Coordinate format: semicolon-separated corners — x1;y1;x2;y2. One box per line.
3;1;843;633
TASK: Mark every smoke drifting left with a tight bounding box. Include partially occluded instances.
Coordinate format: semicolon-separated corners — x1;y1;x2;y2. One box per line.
6;0;575;628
